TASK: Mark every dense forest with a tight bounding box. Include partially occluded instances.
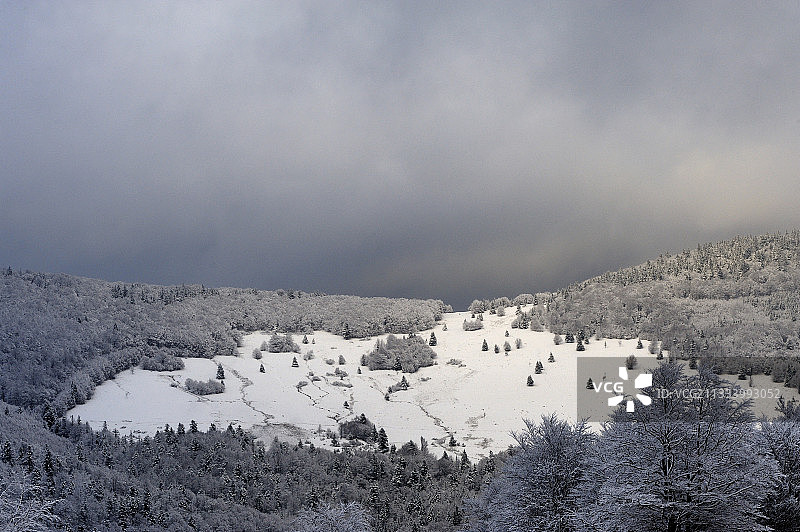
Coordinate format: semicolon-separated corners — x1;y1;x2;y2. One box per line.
0;269;449;415
0;403;498;531
470;231;800;363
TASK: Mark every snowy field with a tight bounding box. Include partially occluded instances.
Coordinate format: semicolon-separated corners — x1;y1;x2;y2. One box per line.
68;308;795;458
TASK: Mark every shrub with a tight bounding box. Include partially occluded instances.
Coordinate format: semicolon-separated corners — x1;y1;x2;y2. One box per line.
515;338;522;349
463;319;484;331
141;351;185;371
252;348;262;360
625;354;638;370
339;414;375;440
553;334;563;345
184;378;225;395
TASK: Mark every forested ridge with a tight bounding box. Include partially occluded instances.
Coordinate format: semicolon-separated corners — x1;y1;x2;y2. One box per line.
466;231;800;363
0;269;448;415
546;231;800;360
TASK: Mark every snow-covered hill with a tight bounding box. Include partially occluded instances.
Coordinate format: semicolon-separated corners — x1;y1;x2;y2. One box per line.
69;306;791;458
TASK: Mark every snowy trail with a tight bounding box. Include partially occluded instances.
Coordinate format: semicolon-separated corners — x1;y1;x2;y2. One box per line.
224;365;274;423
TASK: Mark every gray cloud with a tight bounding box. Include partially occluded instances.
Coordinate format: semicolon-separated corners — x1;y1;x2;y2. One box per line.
2;2;800;309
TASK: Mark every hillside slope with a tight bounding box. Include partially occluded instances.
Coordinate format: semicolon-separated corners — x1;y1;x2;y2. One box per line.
539;231;800;360
0;269;449;414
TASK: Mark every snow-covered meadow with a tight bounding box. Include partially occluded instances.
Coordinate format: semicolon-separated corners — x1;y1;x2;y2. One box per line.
69;307;792;458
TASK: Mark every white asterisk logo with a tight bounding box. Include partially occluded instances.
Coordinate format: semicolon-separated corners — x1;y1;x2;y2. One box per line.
608;367;652;412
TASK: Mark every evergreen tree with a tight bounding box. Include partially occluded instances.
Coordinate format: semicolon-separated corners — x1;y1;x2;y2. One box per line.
259;363;265;373
494;345;500;354
449;434;457;447
505;330;509;337
535;361;543;374
216;364;225;380
482;339;489;351
527;375;534;386
636;338;644;349
576;341;585;351
189;420;198;433
378;428;389;453
302;334;309;344
429;332;437;346
548;353;555;363
292;356;300;368
1;441;12;464
503;341;511;353
586;377;594;389
565;332;575;343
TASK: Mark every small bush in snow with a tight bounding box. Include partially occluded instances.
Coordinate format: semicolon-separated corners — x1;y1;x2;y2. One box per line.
141;351;185;371
462;319;484;331
185;378;225;395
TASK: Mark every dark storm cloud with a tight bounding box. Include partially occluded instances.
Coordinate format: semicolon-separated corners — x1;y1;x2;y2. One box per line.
2;2;800;309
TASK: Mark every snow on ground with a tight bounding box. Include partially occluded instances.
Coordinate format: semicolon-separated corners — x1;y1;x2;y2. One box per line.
68;307;797;459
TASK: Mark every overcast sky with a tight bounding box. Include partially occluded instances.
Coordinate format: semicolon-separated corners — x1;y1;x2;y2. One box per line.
2;2;800;309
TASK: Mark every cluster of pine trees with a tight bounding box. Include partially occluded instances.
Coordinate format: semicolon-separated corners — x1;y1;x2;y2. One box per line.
362;334;437;373
0;403;501;531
